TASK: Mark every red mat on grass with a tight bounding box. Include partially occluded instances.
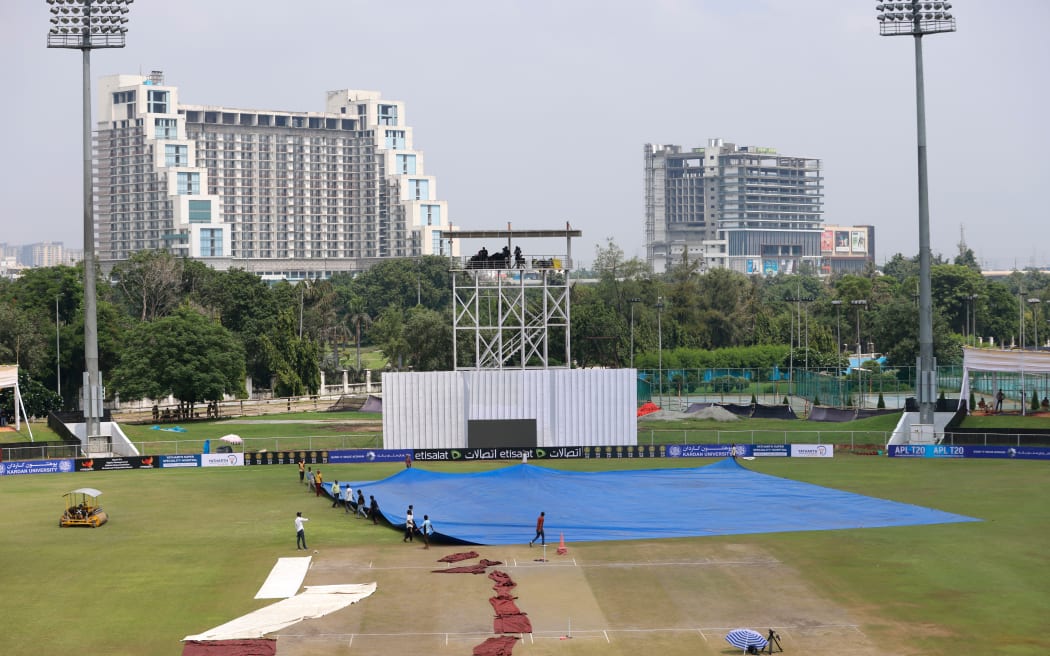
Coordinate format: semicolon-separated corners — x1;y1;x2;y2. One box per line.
437;551;479;563
472;635;518;656
488;570;516;589
493;613;532;634
433;559;502;574
182;639;276;656
489;597;522;616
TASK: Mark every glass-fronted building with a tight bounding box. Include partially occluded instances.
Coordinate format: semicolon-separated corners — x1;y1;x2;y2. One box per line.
644;138;824;275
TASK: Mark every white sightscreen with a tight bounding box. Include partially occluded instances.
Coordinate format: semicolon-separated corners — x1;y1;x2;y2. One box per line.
382;369;637;449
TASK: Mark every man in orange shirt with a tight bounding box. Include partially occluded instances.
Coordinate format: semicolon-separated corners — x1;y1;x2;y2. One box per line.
529;511;545;547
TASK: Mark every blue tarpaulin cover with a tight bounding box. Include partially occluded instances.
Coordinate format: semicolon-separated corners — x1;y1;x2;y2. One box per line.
334;460;978;545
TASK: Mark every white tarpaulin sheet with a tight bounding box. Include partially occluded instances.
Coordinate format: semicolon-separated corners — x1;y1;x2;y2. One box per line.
254;557;312;599
184;583;377;641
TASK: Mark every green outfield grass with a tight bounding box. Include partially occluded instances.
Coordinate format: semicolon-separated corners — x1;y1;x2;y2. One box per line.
118;412;383;454
638;412;903;445
0;422;61;443
0;455;1047;656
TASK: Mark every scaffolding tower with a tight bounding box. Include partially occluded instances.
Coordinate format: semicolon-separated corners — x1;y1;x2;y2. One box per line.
450;227;581;370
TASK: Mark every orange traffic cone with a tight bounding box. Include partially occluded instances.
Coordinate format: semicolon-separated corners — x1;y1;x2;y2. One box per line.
556;532;568;555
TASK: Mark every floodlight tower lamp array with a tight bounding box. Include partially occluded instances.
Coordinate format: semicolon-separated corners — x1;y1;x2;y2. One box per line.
875;1;955;36
47;0;133;47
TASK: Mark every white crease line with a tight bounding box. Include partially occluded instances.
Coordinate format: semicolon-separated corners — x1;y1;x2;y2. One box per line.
275;623;863;641
277;630;495;638
698;629;707;641
581;559;780;569
603;630;610;643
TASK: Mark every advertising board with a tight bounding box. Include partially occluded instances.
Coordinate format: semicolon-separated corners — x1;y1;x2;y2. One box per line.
329;449;412;464
752;444;790;457
159;454;200;468
77;456;157;471
0;459;75;476
888;444;1050;460
201;453;244;467
790;444;834;458
665;444;742;458
245;451;328;466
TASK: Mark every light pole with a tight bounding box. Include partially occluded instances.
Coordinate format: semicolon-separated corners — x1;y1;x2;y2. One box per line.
655;297;664;405
855;367;870;409
851;299;868;359
628;298;641;369
56;296;61;397
1028;298;1041;349
788;295;813;394
876;0;955;425
832;300;843;406
966;293;979;346
47;0;133;440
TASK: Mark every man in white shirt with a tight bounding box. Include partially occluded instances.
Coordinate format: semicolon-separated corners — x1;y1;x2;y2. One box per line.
295;512;309;550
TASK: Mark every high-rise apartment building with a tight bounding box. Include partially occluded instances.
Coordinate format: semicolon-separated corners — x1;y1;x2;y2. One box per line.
95;71;454;279
22;241;79;267
644;138;824;275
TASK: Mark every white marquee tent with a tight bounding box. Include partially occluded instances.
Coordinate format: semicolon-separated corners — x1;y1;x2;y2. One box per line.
958;347;1050;415
0;364;33;440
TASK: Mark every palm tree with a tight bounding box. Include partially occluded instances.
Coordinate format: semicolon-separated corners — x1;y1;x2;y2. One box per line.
346;298;373;372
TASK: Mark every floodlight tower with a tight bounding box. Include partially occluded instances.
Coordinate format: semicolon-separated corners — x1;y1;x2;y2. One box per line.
1028;298;1041;350
47;0;133;440
876;1;955;426
831;300;843;405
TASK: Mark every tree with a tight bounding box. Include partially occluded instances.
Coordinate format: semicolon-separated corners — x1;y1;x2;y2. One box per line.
571;288;625;367
344;298;374;372
663;253;704;348
111;307;245;406
0;370;63;418
881;253;919;283
348;257;451;317
0;302;49;376
402;307;452;371
257;309;321;397
110;250;184;322
696;268;752;348
61;299;130;397
980;281;1018;347
195;268;281;382
954;246;981;273
371;307;410;371
931;264;984;335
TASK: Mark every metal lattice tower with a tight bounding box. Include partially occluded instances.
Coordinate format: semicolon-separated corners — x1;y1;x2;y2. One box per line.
450;227;580;369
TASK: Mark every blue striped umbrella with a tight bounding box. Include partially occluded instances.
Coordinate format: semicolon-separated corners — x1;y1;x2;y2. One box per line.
725;628;768;652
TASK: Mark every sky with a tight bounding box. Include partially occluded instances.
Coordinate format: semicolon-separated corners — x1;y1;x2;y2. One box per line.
2;0;1047;271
